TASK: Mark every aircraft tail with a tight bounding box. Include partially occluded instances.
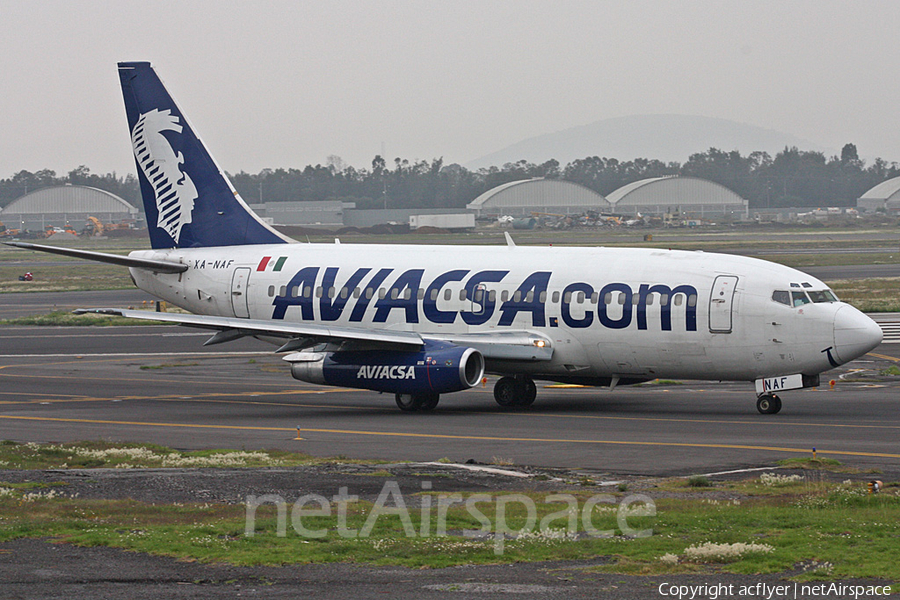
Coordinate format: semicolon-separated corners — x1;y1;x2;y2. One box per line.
118;62;291;249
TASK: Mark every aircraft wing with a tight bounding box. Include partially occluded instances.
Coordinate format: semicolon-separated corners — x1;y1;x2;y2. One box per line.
74;308;553;361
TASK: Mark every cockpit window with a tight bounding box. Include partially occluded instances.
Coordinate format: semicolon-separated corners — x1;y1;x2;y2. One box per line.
791;291;811;307
808;290;838;303
772;290;791;306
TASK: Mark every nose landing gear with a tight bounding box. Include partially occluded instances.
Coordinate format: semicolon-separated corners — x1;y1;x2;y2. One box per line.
756;394;782;414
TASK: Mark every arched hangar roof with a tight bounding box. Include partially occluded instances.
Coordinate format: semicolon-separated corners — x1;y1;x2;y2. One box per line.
606;176;744;207
1;185;137;215
467;178;607;213
859;177;900;202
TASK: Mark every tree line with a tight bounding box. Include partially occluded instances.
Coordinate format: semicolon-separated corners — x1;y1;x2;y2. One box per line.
2;145;898;213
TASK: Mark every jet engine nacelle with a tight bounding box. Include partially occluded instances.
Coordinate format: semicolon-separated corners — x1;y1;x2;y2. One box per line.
286;341;485;395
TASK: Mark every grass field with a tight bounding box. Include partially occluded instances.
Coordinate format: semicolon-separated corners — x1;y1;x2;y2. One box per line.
0;441;897;584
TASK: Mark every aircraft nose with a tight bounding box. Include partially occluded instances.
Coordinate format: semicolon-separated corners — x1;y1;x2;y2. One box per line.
832;305;883;364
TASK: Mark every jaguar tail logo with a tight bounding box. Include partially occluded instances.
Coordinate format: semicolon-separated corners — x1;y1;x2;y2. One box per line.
131;109;198;243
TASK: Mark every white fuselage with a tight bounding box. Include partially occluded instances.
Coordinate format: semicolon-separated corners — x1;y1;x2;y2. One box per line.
129;243;879;383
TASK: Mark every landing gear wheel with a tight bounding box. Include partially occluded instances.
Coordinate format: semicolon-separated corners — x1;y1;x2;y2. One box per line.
395;393;423;412
493;377;519;407
418;393;440;411
756;394;782;415
518;377;537;407
494;376;537;407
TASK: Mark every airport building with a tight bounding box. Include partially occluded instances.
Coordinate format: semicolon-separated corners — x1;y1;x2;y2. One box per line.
606;176;748;219
857;176;900;214
464;176;748;221
466;179;608;216
0;185;139;231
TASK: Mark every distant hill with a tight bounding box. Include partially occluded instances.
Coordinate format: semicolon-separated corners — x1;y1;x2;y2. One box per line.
466;114;828;169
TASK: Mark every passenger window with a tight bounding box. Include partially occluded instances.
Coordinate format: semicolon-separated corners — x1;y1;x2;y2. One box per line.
687;294;697;307
501;290;509;302
539;291;547;303
619;293;627;306
489;290;497;302
564;291;572;303
378;288;386;300
417;288;425;300
279;285;287;297
514;291;522;302
604;292;612;305
552;291;560;303
390;289;399;300
403;288;412;300
365;288;373;300
646;294;654;306
267;285;275;297
303;286;312;298
526;291;534;302
315;286;323;298
328;287;336;299
772;290;790;306
430;289;438;301
444;289;452;301
459;289;467;301
791;291;811;307
590;292;599;304
576;291;584;303
673;294;683;306
353;287;361;298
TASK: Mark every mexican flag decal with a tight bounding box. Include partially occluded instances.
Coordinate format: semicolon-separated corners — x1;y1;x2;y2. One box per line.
257;256;288;272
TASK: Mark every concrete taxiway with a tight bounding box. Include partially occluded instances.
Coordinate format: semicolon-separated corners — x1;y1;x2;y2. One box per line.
1;318;898;475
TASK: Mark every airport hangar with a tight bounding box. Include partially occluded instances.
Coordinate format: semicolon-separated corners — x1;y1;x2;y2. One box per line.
465;176;748;220
857;176;900;214
0;185;139;231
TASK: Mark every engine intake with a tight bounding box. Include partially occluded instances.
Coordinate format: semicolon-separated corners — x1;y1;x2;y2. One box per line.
286;340;485;395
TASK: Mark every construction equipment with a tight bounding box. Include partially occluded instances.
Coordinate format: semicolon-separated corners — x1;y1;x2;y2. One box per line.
83;216;105;236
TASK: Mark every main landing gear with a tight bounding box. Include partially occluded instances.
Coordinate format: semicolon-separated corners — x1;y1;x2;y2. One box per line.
756;394;782;415
395;393;440;412
493;375;537;408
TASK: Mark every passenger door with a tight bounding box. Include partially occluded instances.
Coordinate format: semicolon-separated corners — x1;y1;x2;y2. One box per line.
231;267;251;318
709;275;738;333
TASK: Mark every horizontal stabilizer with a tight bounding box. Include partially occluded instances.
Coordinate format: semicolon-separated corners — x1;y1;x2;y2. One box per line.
4;242;187;273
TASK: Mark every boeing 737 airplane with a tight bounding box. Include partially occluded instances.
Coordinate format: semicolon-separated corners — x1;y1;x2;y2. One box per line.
7;62;884;414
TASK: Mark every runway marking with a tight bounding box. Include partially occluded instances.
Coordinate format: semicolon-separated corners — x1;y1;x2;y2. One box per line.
1;415;900;460
4;391;898;430
0;332;208;339
868;352;900;363
0;388;353;405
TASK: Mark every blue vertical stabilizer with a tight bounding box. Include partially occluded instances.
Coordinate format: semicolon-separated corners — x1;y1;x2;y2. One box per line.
118;62;291;249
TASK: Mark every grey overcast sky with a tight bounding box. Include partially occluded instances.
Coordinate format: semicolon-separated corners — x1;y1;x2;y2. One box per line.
3;0;900;177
